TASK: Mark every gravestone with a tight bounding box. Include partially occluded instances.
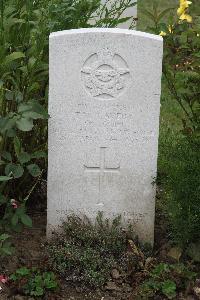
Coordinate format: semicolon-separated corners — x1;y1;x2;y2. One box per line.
47;28;163;244
100;0;137;29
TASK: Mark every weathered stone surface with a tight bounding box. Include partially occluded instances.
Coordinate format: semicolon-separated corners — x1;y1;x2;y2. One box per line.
47;28;163;244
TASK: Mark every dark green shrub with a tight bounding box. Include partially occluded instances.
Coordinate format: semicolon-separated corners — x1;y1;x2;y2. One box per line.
46;213;136;287
141;0;200;247
159;131;200;246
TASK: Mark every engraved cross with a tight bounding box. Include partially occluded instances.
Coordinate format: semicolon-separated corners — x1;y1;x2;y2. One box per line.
84;147;120;205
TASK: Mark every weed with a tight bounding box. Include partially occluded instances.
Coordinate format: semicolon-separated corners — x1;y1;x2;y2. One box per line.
46;213;137;287
10;267;58;297
137;263;197;299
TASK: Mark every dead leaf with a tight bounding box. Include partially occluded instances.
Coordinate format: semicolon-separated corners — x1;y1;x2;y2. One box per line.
168;246;182;261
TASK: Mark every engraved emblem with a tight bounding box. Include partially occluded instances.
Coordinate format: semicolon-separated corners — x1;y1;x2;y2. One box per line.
81;49;130;100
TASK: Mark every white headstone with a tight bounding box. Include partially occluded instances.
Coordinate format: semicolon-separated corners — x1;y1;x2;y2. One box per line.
100;0;137;29
47;28;163;244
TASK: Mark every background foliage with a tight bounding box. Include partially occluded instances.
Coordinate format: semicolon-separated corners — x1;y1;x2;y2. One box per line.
0;0;136;249
138;0;200;247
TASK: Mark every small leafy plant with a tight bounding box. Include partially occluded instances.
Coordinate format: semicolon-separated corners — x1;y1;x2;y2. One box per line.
137;263;197;299
10;267;58;297
46;213;136;287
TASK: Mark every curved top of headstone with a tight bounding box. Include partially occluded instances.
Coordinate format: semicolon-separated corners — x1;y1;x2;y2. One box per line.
50;28;162;42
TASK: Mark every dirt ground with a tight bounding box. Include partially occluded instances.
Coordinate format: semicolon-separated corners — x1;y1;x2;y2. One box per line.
0;190;169;300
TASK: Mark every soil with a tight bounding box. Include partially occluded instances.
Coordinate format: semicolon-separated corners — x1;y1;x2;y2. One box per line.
0;185;171;300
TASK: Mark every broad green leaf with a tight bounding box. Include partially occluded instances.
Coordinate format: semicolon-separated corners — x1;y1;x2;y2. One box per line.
16;91;23;103
16;207;25;216
0;117;16;132
17;103;31;113
31;151;47;159
20;214;32;227
16;117;34;131
18;152;31;164
27;163;41;177
5;163;24;179
22;111;43;120
7;128;16;137
11;214;19;226
5;90;14;101
29;100;48;119
1;151;12;162
4;52;25;65
0;175;13;181
18;101;48;119
13;223;23;233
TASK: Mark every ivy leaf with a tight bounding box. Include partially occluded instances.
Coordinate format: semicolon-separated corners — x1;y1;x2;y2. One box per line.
27;164;41;177
20;214;32;227
5;163;24;179
16;117;33;131
18;152;31;164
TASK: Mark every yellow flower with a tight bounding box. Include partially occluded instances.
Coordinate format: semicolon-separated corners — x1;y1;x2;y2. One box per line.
177;0;192;16
159;31;167;37
177;0;192;23
177;6;185;16
179;13;192;22
168;25;173;33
